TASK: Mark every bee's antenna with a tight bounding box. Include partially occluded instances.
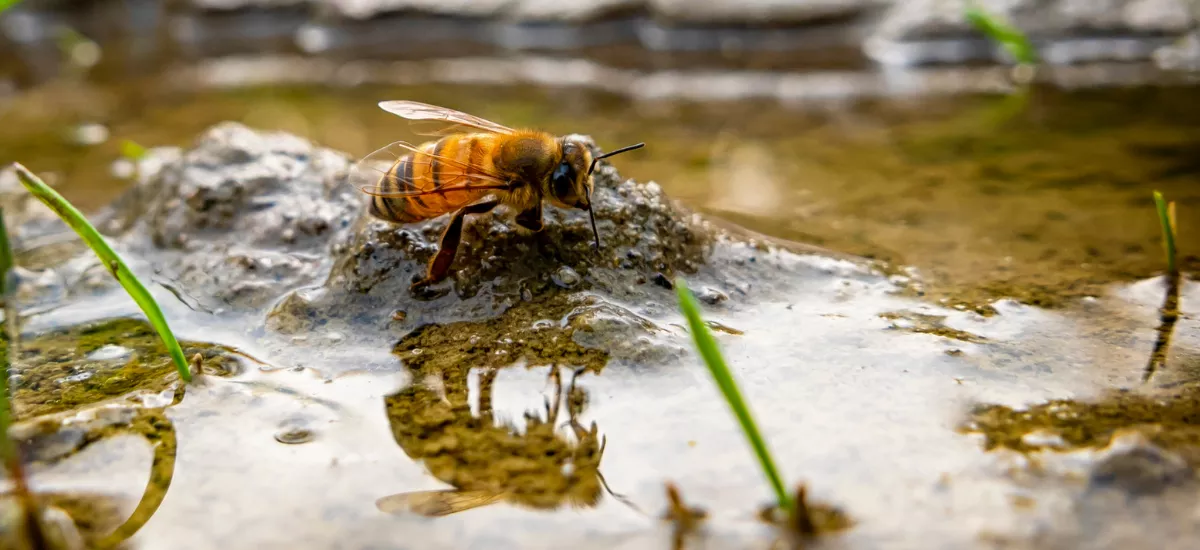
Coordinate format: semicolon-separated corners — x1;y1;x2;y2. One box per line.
585;186;601;251
586;142;645;176
584;142;643;252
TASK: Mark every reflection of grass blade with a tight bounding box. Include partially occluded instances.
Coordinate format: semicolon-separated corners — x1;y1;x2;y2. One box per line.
95;410;178;549
1145;191;1182;383
11;163;192;382
674;277;792;512
964;1;1038;65
1154;191;1178;275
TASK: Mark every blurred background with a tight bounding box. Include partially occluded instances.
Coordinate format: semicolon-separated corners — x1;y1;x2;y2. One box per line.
1;0;1199;307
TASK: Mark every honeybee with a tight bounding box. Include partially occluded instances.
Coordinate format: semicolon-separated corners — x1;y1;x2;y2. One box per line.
352;101;645;292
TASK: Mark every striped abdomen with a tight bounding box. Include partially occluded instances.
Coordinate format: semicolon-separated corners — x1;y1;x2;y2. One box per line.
368;133;503;224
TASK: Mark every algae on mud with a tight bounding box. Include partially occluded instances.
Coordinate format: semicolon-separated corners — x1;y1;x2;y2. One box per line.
964;381;1200;466
4;318;237;419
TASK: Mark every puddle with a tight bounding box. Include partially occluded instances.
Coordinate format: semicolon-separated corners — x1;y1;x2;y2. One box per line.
2;227;1195;549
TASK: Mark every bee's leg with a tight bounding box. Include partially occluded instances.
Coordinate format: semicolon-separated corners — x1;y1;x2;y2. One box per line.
514;204;543;232
411;199;500;291
478;367;498;422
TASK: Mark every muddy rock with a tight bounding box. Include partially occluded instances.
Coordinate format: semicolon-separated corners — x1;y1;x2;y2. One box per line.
1090;440;1193;496
1155;30;1200;71
327;0;638;21
866;0;1197;65
255;130;823;374
113;122;362;312
192;0;885;23
647;0;887;24
267;133;711;333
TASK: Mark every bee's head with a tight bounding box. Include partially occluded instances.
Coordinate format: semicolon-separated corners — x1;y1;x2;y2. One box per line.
549;138;645;250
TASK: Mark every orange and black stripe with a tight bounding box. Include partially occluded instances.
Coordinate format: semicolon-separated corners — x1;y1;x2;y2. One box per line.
368;135;500;224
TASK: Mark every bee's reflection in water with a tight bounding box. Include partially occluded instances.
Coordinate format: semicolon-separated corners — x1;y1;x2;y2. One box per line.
378;365;633;517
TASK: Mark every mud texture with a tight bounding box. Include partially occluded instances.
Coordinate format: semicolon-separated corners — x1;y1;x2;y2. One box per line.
110;122;362;312
4;318;237;419
963;381;1200;467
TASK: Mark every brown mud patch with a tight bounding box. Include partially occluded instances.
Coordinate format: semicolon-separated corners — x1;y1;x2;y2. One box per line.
393;293;609;375
962;381;1200;465
879;310;987;343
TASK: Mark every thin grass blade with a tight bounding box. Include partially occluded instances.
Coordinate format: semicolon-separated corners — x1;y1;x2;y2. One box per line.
1154;191;1178;276
0;207;14;460
964;1;1038;65
120;139;148;162
11;163;192;382
674;277;792;512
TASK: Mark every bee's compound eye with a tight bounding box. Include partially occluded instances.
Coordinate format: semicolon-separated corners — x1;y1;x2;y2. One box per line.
552;160;576;201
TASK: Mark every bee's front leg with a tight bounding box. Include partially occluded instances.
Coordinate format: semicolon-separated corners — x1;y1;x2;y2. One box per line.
514;204;544;232
410;199;501;293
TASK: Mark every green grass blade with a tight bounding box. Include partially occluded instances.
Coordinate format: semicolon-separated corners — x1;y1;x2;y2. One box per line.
964;1;1038;65
674;277;792;512
1154;191;1178;276
120;139;148;162
0;0;22;13
11;163;192;382
0;207;14;463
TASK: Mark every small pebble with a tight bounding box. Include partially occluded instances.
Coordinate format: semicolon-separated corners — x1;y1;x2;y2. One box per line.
275;417;317;445
85;344;132;362
651;273;673;289
275;427;315;445
552;266;582;289
391;310;407;322
1091;443;1191;495
69;123;108;146
696;287;728;305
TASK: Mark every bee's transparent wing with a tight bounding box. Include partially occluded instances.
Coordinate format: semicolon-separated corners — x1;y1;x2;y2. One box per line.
376;489;506;517
350;140;510;199
378;100;516;136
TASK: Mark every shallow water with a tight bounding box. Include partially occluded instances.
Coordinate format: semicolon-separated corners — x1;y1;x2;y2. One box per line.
10;235;1200;549
3;11;1200;550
